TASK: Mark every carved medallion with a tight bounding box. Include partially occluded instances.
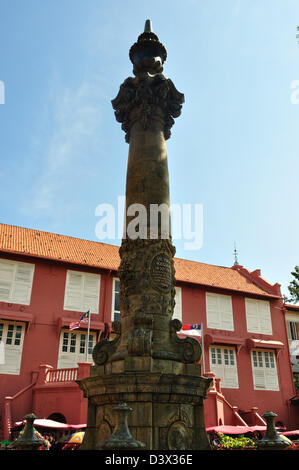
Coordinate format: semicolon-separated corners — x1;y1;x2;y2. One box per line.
150;252;172;292
167;421;191;450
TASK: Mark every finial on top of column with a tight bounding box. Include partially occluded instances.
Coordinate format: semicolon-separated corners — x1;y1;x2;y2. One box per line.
144;19;153;33
129;19;167;75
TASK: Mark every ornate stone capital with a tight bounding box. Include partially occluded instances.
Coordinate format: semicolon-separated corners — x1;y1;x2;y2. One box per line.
112;74;184;143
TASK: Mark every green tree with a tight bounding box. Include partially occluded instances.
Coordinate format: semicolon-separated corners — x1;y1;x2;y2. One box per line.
286;266;299;304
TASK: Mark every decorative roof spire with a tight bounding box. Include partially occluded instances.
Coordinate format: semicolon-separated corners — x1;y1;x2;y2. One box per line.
233;242;239;265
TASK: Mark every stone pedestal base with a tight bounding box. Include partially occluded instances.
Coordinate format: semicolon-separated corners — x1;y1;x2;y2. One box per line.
78;359;212;450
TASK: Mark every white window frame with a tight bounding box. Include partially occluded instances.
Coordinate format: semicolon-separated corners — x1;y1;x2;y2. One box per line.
111;278;121;322
172;287;182;322
57;329;96;369
0;321;25;375
63;270;100;314
245;298;272;335
251;349;279;391
209;346;239;389
0;258;35;306
206;293;234;331
286;313;299;346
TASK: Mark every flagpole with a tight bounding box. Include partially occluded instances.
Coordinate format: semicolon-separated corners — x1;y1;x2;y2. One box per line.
86;309;91;362
201;322;205;374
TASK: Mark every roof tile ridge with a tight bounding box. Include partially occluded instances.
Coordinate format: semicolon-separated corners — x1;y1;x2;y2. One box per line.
231;264;281;297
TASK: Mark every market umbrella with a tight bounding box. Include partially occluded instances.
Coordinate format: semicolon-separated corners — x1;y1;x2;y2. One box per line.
62;431;85;450
68;431;85;444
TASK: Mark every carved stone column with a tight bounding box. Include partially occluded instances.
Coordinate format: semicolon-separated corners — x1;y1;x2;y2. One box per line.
78;20;212;451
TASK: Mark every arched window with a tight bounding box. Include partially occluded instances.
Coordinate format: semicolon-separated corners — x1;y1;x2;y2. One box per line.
47;413;67;424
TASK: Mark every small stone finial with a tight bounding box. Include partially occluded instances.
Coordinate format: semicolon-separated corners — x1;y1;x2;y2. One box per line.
8;413;42;450
144;19;153;33
256;411;291;450
99;403;145;450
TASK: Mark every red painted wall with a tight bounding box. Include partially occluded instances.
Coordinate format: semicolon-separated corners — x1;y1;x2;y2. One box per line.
180;282;296;428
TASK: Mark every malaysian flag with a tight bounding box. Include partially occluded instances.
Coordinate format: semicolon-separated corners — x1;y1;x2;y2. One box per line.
69;310;90;331
179;323;202;337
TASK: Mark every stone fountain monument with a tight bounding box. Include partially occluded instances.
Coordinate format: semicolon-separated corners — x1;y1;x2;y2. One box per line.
78;20;212;451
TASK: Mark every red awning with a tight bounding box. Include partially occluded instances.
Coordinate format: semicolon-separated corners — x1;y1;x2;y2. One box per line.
246;338;284;351
12;418;86;430
280;430;299;436
206;425;266;434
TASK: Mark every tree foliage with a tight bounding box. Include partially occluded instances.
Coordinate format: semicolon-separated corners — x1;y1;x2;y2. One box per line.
286;266;299;304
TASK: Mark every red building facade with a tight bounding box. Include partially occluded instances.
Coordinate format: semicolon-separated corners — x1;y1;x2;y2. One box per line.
0;223;297;439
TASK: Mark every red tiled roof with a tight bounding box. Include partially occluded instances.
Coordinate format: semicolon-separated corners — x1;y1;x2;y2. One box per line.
285;303;299;311
0;223;277;298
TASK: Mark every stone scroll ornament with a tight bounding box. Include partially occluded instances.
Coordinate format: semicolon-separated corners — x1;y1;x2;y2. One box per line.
92;21;201;366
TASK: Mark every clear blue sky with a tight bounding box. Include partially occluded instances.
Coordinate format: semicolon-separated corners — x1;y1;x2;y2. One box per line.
0;0;298;297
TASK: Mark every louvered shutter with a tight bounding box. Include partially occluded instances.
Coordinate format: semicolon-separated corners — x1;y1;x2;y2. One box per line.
0;323;24;375
206;293;221;328
64;270;100;313
11;263;34;304
173;287;182;321
223;348;239;388
209;347;225;383
57;330;95;369
209;347;239;389
64;272;83;311
251;350;279;390
265;367;279;390
219;295;234;331
245;299;260;333
83;275;100;313
253;368;266;389
258;301;272;335
224;366;239;388
0;261;13;301
0;260;34;305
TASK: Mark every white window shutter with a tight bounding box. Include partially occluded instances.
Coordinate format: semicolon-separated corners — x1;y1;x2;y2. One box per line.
224;364;239;388
245;299;260;333
0;261;13;301
173;287;182;322
206;293;220;328
206;293;233;331
0;323;25;375
258;301;272;335
64;273;83;311
209;347;239;389
11;284;30;304
64;270;100;313
253;368;266;389
251;350;279;391
0;260;14;282
0;282;11;301
111;278;120;322
0;260;34;305
57;330;95;369
83;275;100;313
265;367;279;391
211;363;225;383
220;295;234;331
